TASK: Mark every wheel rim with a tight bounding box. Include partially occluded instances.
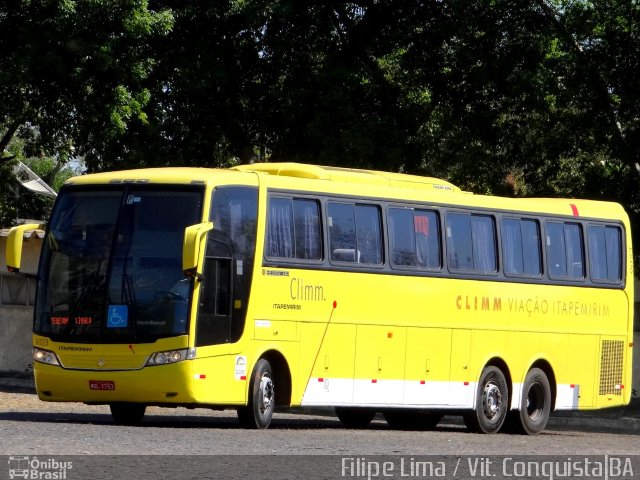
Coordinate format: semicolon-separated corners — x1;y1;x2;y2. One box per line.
526;381;544;421
482;381;502;420
259;373;274;415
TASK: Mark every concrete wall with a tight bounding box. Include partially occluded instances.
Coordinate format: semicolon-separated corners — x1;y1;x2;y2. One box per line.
0;234;41;374
0;306;33;373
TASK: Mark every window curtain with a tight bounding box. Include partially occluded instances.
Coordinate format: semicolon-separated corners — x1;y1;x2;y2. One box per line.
564;224;584;278
267;199;293;257
588;227;605;280
415;214;429;267
471;216;496;272
502;220;521;274
301;202;321;260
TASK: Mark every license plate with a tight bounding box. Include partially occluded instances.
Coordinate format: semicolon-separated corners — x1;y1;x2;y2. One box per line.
89;380;115;391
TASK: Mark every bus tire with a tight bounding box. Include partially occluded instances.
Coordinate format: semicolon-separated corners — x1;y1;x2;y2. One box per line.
237;358;275;429
335;407;376;428
514;368;552;435
110;403;146;425
463;366;508;434
384;410;442;430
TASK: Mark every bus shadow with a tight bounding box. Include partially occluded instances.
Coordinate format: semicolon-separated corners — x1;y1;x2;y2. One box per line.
1;410;632;435
0;410;464;431
0;410;344;430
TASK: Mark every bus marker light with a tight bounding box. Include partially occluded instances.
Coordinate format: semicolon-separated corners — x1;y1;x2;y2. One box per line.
420;380;426;385
317;378;324;382
371;379;377;383
387;332;393;338
570;384;576;388
464;382;469;386
333;300;337;309
240;376;246;380
194;374;206;379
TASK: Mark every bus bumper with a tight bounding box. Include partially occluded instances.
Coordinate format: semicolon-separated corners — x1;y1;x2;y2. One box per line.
33;362;197;404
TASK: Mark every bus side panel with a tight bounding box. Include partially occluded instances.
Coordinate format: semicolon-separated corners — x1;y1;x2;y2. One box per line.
561;334;599;409
403;327;452;408
449;329;473;407
299;323;356;406
191;349;247;405
352;325;406;406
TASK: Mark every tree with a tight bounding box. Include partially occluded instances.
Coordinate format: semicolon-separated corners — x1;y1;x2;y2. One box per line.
0;0;173;172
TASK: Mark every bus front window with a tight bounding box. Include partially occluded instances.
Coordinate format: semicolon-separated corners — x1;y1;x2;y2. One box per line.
36;187;203;342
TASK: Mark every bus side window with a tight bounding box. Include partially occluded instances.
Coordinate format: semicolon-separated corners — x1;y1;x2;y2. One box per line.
328;202;383;265
588;225;622;282
502;218;542;276
446;213;496;273
389;208;441;269
266;197;323;260
546;221;584;280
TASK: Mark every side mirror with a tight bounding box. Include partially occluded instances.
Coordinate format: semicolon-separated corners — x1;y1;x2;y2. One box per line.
6;223;45;273
182;222;213;278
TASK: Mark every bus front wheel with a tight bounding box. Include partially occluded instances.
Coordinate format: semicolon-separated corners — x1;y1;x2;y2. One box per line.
237;358;275;429
463;366;508;434
110;403;146;425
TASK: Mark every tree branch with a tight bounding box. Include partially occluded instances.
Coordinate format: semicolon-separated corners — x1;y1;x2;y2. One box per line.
0;120;23;154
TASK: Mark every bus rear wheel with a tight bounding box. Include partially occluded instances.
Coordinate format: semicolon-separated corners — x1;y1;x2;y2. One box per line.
110;403;146;425
335;407;376;428
463;366;508;434
237;358;275;429
512;368;552;435
384;410;442;430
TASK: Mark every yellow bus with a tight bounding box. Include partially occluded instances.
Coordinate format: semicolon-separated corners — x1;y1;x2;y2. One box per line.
6;163;633;434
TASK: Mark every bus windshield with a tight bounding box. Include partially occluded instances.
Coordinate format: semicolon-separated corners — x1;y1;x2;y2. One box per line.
35;186;204;343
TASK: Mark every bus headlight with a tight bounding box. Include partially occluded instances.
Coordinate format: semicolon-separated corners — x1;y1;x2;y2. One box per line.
33;347;60;366
146;348;196;366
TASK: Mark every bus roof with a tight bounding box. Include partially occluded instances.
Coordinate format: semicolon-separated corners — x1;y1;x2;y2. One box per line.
62;163;628;222
233;162;462;193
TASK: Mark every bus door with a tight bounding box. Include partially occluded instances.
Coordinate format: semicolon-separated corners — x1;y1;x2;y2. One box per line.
195;230;234;347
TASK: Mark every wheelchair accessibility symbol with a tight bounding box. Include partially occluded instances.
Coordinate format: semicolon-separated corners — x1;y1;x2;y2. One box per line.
107;305;128;328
